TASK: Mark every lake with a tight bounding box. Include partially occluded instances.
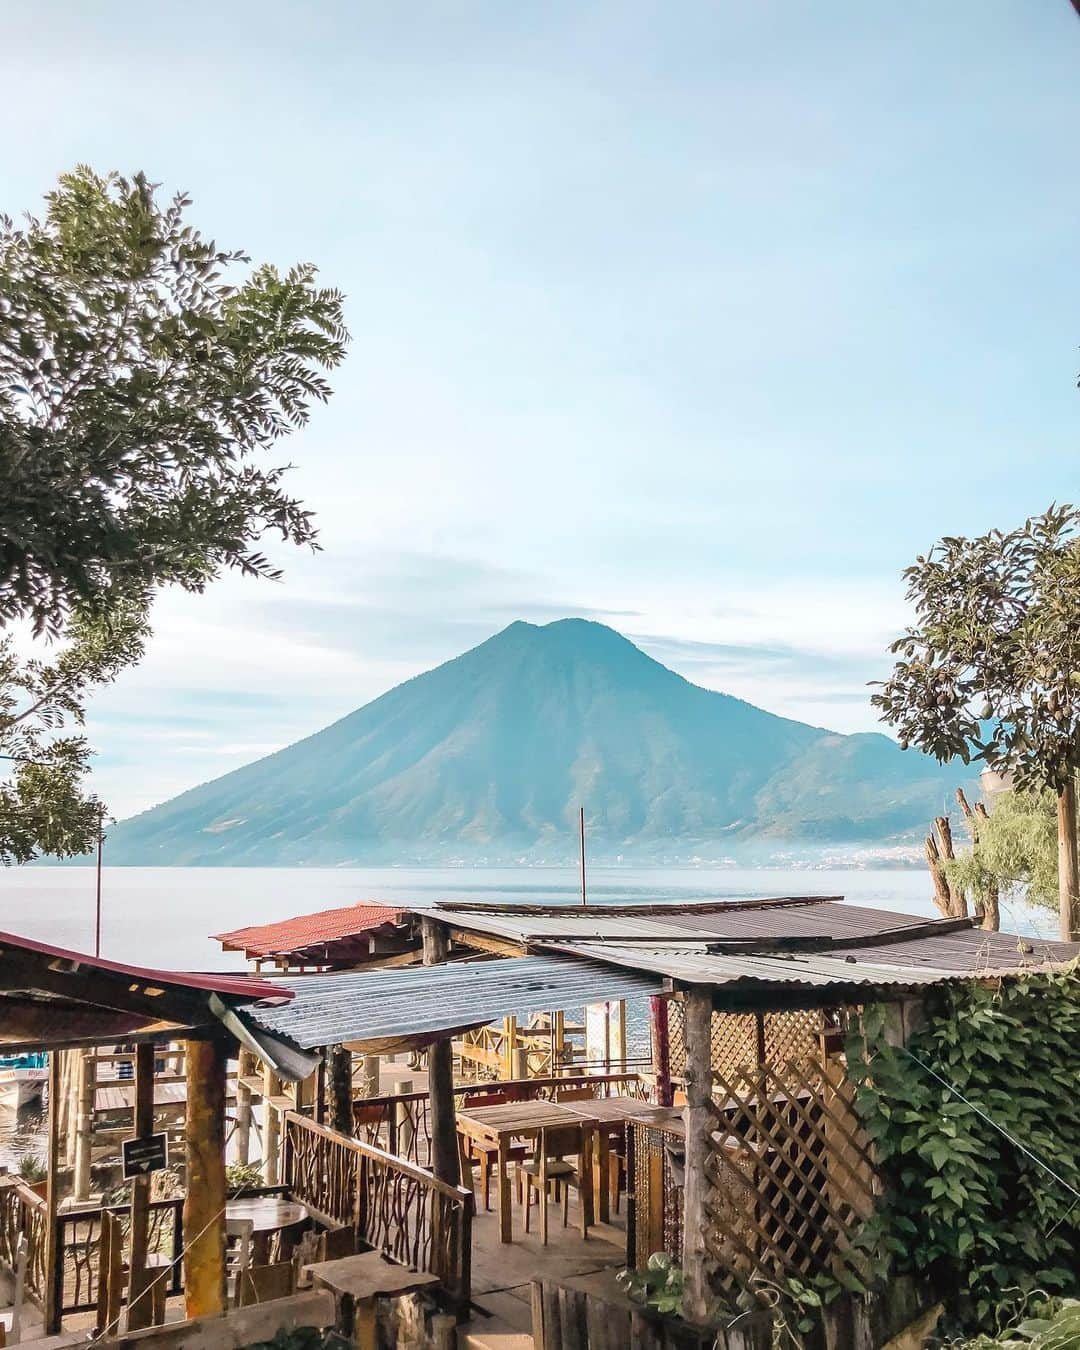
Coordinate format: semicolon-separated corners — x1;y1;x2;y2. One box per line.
0;863;1056;968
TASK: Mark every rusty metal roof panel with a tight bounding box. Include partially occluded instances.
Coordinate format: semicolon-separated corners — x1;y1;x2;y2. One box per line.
242;954;662;1050
830;928;1078;972
213;903;407;960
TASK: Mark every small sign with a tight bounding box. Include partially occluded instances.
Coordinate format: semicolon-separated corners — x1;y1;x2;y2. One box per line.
123;1132;168;1180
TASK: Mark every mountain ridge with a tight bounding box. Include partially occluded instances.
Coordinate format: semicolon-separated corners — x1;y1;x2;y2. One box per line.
102;618;965;865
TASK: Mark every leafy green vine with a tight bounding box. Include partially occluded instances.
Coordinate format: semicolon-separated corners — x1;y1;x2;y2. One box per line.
845;971;1080;1330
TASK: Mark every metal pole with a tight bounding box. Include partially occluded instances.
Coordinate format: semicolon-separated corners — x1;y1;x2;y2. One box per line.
579;805;587;907
94;807;104;957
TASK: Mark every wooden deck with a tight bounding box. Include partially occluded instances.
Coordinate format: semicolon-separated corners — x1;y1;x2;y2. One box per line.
462;1190;628;1347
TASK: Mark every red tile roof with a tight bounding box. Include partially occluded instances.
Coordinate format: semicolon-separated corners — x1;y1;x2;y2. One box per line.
213;903;407;960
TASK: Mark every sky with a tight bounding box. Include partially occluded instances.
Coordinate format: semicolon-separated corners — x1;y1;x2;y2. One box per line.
4;1;1080;818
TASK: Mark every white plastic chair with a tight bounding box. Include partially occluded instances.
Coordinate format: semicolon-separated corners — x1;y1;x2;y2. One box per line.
0;1234;28;1345
224;1219;254;1308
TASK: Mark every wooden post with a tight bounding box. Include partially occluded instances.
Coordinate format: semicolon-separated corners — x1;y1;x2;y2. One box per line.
502;1016;517;1080
681;988;714;1325
356;1054;380;1101
43;1050;63;1336
183;1038;227;1320
234;1049;253;1165
421;917;461;1188
73;1049;95;1201
649;996;673;1107
126;1043;156;1331
262;1062;281;1185
328;1047;353;1135
1059;780;1080;942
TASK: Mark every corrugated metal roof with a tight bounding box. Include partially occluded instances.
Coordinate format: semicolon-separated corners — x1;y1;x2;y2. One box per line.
424;899;945;948
424;905;807;945
242;955;662;1050
427;900;1080;980
534;941;1050;988
213;904;406;960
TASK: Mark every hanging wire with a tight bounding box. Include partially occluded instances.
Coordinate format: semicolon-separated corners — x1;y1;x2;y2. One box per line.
901;1048;1080;1203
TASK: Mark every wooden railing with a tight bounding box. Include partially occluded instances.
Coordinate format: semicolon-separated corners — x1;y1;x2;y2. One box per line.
0;1178;48;1309
352;1071;647;1168
282;1112;473;1307
55;1197;184;1314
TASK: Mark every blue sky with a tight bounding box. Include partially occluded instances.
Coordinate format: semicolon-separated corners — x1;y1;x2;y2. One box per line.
4;1;1080;817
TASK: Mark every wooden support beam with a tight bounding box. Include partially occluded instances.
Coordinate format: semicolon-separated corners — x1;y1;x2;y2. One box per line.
262;1062;281;1185
681;988;714;1325
43;1050;63;1336
328;1046;353;1135
127;1043;157;1332
184;1038;228;1320
420;917;461;1188
649;996;673;1107
1059;780;1080;942
234;1050;253;1165
73;1048;95;1201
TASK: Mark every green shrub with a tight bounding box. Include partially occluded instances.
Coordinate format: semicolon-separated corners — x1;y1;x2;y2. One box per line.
846;974;1080;1330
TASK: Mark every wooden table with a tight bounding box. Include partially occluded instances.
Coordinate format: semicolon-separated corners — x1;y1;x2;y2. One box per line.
306;1251;439;1350
456;1100;597;1243
559;1097;679;1222
226;1197;309;1263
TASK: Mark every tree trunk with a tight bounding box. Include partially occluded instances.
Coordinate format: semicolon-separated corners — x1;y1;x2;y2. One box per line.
956;788;1000;931
934;816;966;917
1058;780;1080;942
925;834;952;917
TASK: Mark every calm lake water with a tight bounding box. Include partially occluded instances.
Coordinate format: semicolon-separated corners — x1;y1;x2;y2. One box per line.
0;864;1055;1169
0;863;1056;968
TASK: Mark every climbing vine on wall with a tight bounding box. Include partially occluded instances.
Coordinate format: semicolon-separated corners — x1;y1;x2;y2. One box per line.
845;971;1080;1329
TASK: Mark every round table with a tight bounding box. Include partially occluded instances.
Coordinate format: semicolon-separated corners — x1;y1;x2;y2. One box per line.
226;1197;309;1263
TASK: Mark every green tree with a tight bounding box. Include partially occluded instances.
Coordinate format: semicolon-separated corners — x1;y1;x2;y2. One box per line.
872;506;1080;941
0;600;149;862
0;166;348;634
0;167;348;861
945;787;1059;918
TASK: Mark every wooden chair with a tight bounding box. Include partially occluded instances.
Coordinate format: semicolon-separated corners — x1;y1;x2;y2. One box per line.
516;1125;586;1245
238;1260;297;1306
319;1226;357;1262
553;1085;596;1103
0;1234;27;1346
459;1092;527;1212
225;1218;254;1307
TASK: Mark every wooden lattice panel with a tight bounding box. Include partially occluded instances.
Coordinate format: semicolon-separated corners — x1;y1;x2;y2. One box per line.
667;1001;825;1082
702;1054;878;1302
762;1009;822;1066
710;1013;759;1076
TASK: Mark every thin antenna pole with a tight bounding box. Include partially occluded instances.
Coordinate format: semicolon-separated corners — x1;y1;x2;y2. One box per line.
94;806;104;957
579;805;587;907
